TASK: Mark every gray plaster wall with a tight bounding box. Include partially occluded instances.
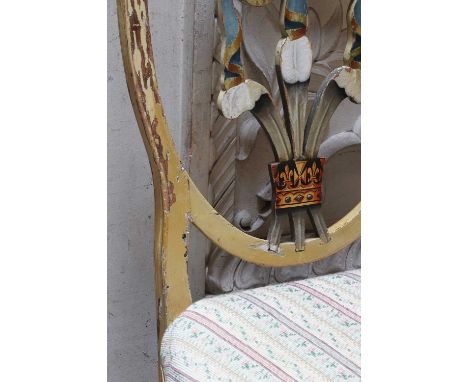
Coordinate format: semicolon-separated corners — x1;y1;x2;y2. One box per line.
108;0;195;380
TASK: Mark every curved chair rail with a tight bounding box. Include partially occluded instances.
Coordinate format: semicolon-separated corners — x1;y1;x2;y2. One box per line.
117;0;360;349
190;182;361;267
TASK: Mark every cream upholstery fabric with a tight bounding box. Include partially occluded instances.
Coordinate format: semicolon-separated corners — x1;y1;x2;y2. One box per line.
161;269;361;381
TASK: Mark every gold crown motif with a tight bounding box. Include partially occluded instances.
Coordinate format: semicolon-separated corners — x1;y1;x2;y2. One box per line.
269;158;325;210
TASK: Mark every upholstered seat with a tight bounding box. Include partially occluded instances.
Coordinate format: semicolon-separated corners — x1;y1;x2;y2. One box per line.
161;269;361;381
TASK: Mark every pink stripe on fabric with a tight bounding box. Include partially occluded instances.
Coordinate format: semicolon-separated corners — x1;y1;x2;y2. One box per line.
163;364;200;382
291;282;361;323
342;272;361;283
239;292;361;377
182;310;298;382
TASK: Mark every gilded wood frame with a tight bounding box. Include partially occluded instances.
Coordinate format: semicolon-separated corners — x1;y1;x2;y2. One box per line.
117;0;361;372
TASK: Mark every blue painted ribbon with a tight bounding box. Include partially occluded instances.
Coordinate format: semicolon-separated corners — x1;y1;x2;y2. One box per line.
345;0;361;68
284;0;308;40
220;0;244;90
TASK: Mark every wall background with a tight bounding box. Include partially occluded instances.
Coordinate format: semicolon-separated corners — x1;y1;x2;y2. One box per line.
107;1;156;378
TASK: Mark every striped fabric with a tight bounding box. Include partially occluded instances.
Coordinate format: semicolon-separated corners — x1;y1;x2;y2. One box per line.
161;269;361;381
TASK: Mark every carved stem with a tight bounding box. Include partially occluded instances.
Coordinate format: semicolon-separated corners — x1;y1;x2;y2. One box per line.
290;209;306;251
301;67;347;245
275;0;311;249
276;0;311;159
267;212;284;252
250;94;293;161
276;68;309;159
303;67;347;158
308;206;330;243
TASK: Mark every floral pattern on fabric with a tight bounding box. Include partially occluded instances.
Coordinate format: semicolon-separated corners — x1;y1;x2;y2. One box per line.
161;269;361;381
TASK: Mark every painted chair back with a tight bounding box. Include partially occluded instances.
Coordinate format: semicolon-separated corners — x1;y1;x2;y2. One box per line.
117;0;361;345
